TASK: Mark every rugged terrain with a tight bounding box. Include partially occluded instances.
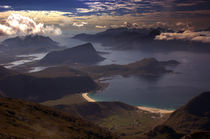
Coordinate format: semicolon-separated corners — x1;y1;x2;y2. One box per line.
0;97;115;138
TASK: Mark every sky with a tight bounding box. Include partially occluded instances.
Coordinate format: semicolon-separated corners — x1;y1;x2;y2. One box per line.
0;0;210;37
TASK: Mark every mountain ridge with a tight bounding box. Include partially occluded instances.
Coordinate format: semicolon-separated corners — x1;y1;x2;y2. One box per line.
39;43;105;65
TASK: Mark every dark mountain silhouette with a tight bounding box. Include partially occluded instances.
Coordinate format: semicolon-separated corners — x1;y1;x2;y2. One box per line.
0;97;115;138
0;66;99;102
165;91;210;134
39;43;105;65
142;91;210;139
73;28;210;52
0;35;60;54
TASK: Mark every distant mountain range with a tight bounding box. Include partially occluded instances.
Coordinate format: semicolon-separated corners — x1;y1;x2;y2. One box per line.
0;35;60;55
39;43;105;65
73;27;210;52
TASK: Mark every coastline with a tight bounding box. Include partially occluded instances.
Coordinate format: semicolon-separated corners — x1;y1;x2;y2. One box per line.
82;93;96;102
81;93;174;114
137;106;174;114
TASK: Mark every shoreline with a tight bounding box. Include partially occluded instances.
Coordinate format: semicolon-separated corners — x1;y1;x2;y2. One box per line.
137;106;174;114
81;93;174;114
82;93;96;102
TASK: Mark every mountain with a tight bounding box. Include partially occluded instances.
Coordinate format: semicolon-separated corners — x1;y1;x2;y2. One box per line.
73;28;210;52
141;91;210;139
164;91;210;134
0;66;99;102
81;58;180;78
39;43;105;65
0;97;115;138
0;35;60;54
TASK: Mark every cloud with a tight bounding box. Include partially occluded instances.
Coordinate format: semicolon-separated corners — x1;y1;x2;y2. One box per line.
0;14;62;36
72;22;88;27
95;25;106;29
0;5;12;9
155;30;210;43
76;8;95;13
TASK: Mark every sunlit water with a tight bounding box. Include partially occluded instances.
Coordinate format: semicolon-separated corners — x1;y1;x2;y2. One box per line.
4;53;47;69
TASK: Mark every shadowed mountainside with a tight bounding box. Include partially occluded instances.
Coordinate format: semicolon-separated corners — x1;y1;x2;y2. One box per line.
0;97;115;138
141;91;210;139
0;66;99;102
39;43;105;65
165;91;210;134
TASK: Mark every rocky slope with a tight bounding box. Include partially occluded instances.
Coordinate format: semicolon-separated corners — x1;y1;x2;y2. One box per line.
0;97;115;138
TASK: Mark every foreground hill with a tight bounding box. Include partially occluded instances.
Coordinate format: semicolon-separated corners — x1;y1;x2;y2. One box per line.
142;91;210;139
0;66;99;102
0;98;115;138
73;28;210;52
165;91;210;134
39;43;105;65
53;102;170;137
0;35;60;54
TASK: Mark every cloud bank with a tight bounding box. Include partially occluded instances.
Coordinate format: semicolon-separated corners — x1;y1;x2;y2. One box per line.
0;14;62;36
72;22;88;27
155;30;210;43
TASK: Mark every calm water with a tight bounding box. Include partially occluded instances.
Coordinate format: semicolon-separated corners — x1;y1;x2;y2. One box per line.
88;43;210;109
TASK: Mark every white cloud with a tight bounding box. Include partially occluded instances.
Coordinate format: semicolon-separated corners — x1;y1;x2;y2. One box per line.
155;30;210;43
72;22;88;27
95;25;106;29
110;25;119;28
0;14;62;36
76;8;95;13
0;5;11;9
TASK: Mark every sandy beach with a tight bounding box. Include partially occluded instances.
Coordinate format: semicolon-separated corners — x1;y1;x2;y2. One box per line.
82;93;174;114
82;93;96;102
137;106;174;114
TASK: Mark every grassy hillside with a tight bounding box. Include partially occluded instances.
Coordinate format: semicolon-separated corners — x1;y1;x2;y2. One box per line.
54;102;170;137
0;98;115;138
